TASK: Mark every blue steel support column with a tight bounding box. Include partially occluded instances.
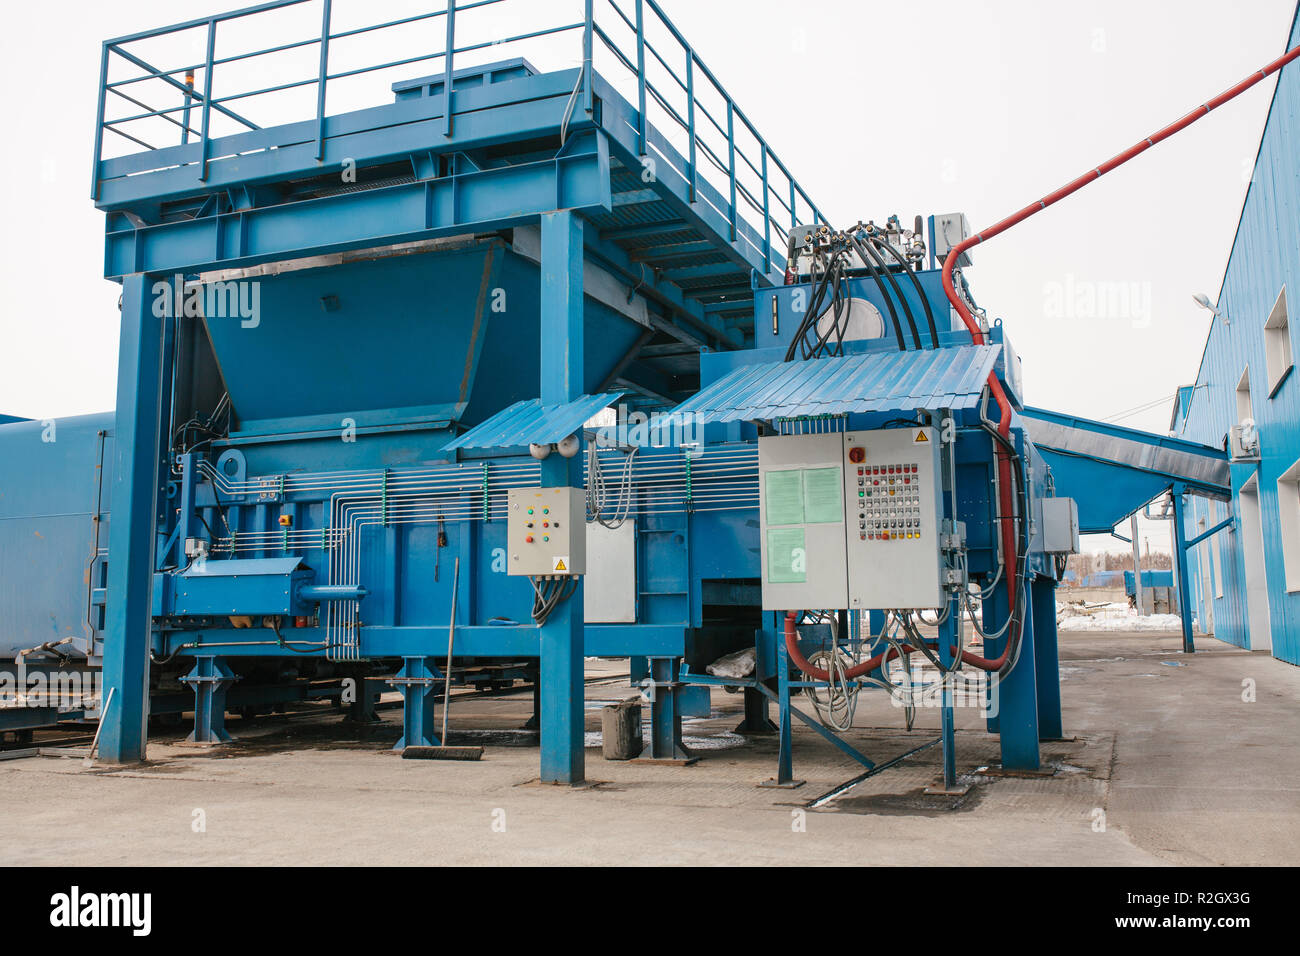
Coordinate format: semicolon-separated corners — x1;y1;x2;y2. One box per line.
938;600;958;790
390;657;439;749
1171;484;1197;654
737;626;776;733
538;210;585;785
996;578;1040;771
774;626;797;785
1032;575;1063;740
154;310;177;565
181;656;239;744
981;583;1009;735
645;656;692;761
100;274;165;764
737;687;774;733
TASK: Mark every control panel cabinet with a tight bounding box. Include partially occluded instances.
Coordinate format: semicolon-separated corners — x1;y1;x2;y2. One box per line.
759;428;945;612
507;487;586;576
844;427;944;609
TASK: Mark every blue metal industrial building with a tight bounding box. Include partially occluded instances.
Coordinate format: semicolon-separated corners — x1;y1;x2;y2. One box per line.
1175;5;1300;665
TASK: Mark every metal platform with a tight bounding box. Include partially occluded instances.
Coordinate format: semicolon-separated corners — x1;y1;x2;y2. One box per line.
91;0;828;395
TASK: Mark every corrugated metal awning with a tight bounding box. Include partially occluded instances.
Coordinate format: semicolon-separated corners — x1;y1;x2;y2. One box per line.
1022;406;1231;496
668;346;1001;424
445;392;625;451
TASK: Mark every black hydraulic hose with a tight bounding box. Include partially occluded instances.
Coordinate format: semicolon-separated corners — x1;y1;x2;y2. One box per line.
784;254;836;361
807;255;851;358
848;236;908;351
855;235;922;350
870;234;940;348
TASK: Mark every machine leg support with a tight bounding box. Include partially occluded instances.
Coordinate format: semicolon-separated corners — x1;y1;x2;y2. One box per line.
181;656;239;745
342;664;382;724
390;656;440;750
996;582;1041;771
523;673;540;731
762;633;804;788
937;606;960;791
636;657;695;764
736;686;777;734
1032;577;1063;741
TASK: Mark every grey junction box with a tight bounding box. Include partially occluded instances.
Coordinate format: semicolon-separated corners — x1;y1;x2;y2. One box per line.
507;487;586;576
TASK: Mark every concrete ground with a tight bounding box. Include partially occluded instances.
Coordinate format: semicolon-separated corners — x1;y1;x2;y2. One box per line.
1;630;1296;866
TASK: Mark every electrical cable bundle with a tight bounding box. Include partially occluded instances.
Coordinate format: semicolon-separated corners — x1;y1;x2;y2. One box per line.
172;391;231;468
529;575;577;626
586;441;637;528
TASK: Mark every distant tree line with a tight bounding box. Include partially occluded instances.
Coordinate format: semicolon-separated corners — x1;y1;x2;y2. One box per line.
1065;551;1173;580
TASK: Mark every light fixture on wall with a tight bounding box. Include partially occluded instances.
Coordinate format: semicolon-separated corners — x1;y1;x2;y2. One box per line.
1192;293;1227;325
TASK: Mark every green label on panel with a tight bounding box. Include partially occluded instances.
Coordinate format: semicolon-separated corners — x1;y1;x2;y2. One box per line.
803;467;844;524
765;469;804;526
767;528;807;583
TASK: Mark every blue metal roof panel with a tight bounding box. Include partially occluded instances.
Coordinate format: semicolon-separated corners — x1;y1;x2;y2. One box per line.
445;393;625;451
669;346;1000;424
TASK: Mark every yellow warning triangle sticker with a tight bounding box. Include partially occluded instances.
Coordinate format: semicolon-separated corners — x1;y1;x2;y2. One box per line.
915;431;929;443
554;559;567;572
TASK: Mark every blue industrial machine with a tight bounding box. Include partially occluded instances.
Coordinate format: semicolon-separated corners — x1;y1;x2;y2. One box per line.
0;0;1237;789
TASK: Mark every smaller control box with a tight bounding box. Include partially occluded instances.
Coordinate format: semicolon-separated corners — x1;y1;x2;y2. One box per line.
1039;496;1080;554
507;487;586;576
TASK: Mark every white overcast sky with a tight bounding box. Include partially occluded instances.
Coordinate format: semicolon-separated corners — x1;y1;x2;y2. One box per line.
1;0;1295;553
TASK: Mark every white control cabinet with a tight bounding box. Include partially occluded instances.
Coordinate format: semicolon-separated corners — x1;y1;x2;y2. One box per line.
759;427;945;611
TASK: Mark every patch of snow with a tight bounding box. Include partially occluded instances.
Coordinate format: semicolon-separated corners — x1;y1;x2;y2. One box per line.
1056;601;1181;632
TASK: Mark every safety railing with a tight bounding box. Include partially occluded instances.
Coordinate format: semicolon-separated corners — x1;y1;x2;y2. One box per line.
92;0;826;274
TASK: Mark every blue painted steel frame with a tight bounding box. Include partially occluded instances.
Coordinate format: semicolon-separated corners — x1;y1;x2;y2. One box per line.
1172;484;1197;654
538;210;586;785
101;275;165;763
81;0;1068;793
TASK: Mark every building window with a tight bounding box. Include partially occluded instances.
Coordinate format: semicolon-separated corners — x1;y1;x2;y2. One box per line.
1236;366;1253;424
1264;286;1292;395
1280;458;1300;593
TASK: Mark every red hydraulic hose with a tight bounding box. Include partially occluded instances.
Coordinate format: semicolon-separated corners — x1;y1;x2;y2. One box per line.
783;611;996;681
940;41;1300;669
784;611;904;681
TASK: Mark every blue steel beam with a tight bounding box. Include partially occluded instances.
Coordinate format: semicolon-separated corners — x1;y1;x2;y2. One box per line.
1032;576;1063;740
103;135;612;278
156;624;689;660
1171;484;1197;654
1185;514;1233;549
996;581;1041;771
95;68;593;210
938;602;958;789
538;210;586;785
100;275;165;763
582;236;741;350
